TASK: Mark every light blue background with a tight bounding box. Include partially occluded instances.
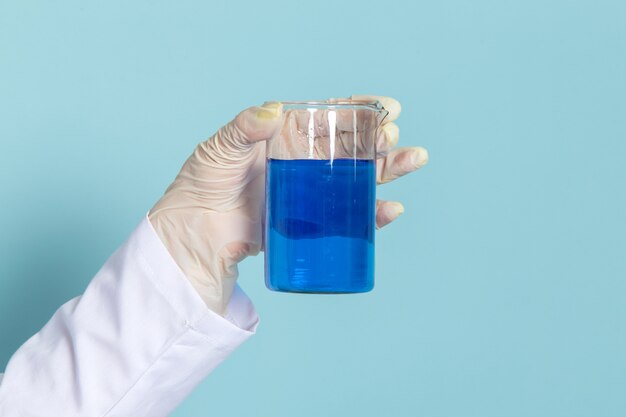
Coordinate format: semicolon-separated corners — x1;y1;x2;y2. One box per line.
1;1;625;416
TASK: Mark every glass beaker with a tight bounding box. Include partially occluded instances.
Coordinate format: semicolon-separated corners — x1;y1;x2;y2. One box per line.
264;99;388;293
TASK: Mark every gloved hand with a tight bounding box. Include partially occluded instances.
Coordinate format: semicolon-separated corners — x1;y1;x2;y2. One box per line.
149;95;429;315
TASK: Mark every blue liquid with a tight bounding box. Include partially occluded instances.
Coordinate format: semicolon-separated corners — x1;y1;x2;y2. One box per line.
265;158;376;293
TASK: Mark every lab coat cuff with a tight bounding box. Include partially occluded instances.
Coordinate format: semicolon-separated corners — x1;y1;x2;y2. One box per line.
136;214;259;349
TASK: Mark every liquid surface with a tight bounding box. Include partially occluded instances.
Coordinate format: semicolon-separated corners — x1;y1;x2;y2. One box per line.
265;158;375;293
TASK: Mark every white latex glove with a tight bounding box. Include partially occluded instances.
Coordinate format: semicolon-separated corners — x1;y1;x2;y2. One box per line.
149;96;429;315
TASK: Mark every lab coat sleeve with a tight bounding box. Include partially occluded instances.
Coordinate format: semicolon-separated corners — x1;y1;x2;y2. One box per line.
0;215;259;417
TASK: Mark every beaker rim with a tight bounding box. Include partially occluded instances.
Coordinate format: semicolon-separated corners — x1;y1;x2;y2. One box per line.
280;99;386;112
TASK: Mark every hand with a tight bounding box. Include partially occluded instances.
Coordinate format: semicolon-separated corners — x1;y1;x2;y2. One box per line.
149;96;429;315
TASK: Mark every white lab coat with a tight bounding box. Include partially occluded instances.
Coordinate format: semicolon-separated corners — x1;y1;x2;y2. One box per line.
0;216;259;416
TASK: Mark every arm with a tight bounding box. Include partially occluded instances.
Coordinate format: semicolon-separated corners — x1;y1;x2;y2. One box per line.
0;215;257;416
0;96;428;416
0;102;284;416
0;101;286;416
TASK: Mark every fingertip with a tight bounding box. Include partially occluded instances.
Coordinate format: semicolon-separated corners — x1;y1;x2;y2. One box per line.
256;101;283;120
380;97;401;122
377;201;405;229
385;201;405;219
411;146;429;168
383;123;400;147
234;103;284;143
